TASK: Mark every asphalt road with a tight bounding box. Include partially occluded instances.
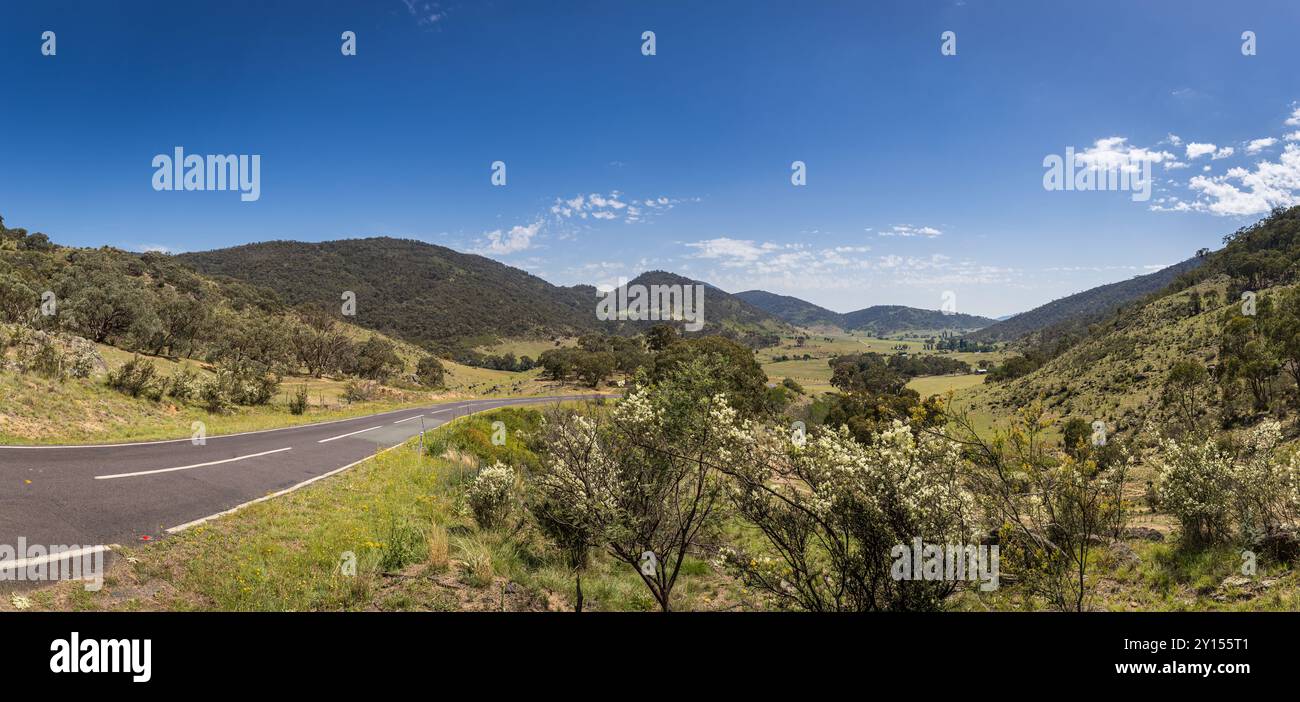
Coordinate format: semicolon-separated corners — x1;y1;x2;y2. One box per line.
0;395;601;560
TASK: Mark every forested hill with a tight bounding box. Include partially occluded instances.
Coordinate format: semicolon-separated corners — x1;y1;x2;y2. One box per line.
179;238;594;350
179;240;793;350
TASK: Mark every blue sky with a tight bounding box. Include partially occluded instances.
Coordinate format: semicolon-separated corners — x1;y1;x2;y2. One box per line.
2;0;1299;317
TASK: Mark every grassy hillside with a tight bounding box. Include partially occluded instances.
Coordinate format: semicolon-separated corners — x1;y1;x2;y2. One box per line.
0;320;579;445
954;274;1232;435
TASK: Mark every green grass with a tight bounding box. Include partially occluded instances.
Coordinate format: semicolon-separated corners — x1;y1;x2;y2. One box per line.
906;373;988;398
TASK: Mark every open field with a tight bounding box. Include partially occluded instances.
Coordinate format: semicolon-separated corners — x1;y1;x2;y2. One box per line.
759;332;1007;395
906;373;988;398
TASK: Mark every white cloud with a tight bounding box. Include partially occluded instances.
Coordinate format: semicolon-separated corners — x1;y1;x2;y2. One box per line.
680;237;1012;293
477;220;541;255
878;224;942;237
684;237;780;263
1186;142;1218;159
1286;106;1300;127
1183;144;1300;216
1285;131;1300;142
1247;137;1278;154
1073;137;1175;173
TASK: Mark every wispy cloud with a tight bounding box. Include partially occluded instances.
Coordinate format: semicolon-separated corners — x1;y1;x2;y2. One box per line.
549;192;695;224
399;0;446;26
877;224;943;238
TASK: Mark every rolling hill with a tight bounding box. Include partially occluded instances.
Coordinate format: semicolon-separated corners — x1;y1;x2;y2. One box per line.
734;290;844;328
735;290;996;335
838;305;995;335
964;257;1204;343
179;240;793;351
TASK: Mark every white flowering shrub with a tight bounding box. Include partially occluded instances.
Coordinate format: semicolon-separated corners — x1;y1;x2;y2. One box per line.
1151;434;1235;544
1155;421;1300;545
530;356;747;611
720;420;976;611
467;462;516;530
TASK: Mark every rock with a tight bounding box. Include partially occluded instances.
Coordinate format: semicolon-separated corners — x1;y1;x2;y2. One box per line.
1252;529;1300;562
1107;542;1141;569
1211;574;1275;602
1121;526;1164;542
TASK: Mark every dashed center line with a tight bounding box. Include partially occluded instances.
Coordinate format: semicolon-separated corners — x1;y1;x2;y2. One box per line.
94;447;293;480
392;414;424;424
317;426;383;443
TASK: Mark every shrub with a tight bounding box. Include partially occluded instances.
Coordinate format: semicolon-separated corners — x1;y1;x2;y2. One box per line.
722;420;977;612
68;350;95;379
1225;421;1300;542
342;379;379;403
106;355;160;398
27;335;66;380
198;376;233;414
1152;435;1240;545
466;462;515;530
416;355;446;388
379;516;427;572
167;368;198;400
288;384;309;415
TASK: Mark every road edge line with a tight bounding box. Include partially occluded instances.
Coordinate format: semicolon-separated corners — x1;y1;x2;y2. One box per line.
162;397;599;534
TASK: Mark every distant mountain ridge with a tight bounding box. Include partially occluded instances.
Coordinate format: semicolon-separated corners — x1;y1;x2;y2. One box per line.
735;290;996;335
964;257;1204;343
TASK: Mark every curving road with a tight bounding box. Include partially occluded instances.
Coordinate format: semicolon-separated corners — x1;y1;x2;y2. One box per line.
0;395;601;560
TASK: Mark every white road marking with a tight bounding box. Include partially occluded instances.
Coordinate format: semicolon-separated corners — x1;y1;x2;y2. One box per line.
94;447;293;480
392;414;424;424
317;426;383;443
